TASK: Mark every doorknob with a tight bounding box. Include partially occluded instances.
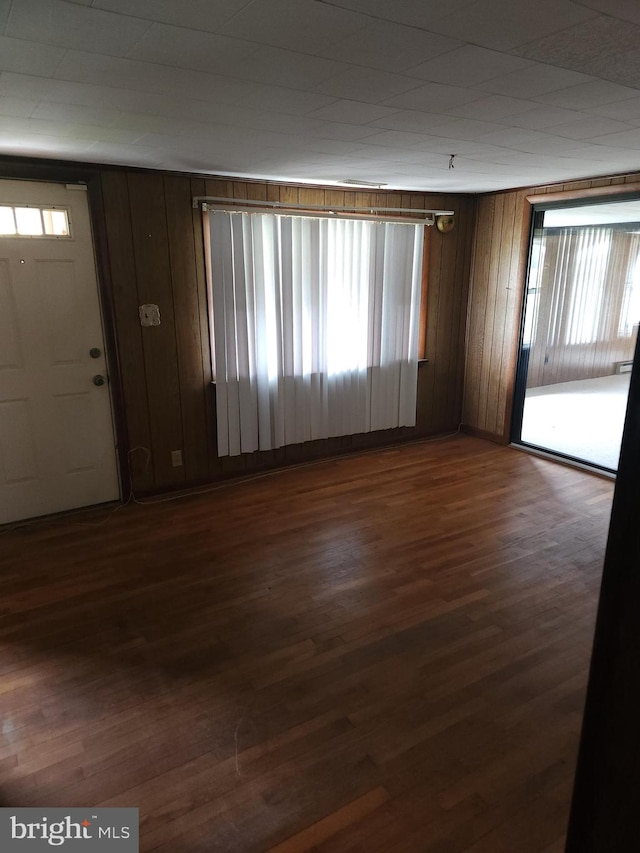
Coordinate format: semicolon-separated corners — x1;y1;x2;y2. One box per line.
92;374;107;386
89;347;102;358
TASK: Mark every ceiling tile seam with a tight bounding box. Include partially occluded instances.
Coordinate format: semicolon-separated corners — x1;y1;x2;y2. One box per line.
528;82;640;107
535;62;640;94
118;19;155;62
3;0;15;37
505;9;606;53
48;51;435;112
315;0;604;67
16;5;610;105
63;0;253;35
49;46;71;82
446;61;596;95
115;47;350;87
570;0;640;27
313;0;477;36
2;67;340;121
209;0;261;34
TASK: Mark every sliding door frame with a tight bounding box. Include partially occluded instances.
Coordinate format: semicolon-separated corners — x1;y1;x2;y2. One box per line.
510;192;640;471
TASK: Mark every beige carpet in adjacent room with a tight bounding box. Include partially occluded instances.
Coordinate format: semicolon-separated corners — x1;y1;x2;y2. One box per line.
521;373;631;471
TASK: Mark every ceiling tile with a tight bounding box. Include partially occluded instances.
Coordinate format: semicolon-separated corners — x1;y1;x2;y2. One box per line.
231;84;337;116
0;95;37;118
507;105;585;129
308;0;480;29
587;128;640;149
0;72;100;106
305;100;400;124
468;127;559;149
572;0;640;26
382;82;481;112
410;137;503;156
535;80;640;109
0;0;11;29
126;23;259;74
424;116;510;140
464;149;552;165
31;101;122;126
319;20;462;73
0;35;66;76
218;46;351;89
2;0;640;191
367;110;449;134
406;45;533;86
207;107;327;137
356;129;437;148
110;113;193;137
545;116;636;140
93;0;251;32
477;64;595;98
52;51;337;115
54;50;231;97
512;16;640;81
427;0;597;51
553;143;640;162
7;0;151;57
314;68;424;104
288;135;367;156
86;140;165;168
445;95;539;120
0;71;196;118
587;97;640;121
500;133;615;155
219;0;369;53
0;132;95;158
0;115;141;144
578;48;640;89
314;122;382;141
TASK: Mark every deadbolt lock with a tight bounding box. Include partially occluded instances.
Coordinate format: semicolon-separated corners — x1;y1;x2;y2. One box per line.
89;347;102;358
92;374;107;386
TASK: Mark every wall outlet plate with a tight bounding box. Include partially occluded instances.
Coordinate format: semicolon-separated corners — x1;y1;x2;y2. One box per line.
171;450;183;467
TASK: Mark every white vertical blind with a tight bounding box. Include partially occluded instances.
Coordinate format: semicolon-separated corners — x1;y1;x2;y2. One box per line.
564;227;611;345
207;211;423;457
619;233;640;337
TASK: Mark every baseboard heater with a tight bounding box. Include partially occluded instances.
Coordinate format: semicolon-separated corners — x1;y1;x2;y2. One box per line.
615;360;633;374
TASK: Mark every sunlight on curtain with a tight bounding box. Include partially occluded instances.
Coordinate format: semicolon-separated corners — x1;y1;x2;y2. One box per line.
564;227;611;346
618;234;640;337
207;211;423;457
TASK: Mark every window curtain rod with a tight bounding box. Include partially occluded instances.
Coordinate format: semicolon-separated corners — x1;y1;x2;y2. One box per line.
192;196;453;226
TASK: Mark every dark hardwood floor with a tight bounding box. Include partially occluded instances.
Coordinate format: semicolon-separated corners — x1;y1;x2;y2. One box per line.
0;436;614;852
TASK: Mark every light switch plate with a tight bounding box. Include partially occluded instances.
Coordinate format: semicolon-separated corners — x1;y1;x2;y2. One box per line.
139;304;161;327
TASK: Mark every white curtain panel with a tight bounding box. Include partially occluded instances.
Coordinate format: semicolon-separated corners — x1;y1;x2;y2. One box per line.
208;211;424;457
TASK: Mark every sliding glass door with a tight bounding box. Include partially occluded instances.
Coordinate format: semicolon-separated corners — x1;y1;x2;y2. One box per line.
512;199;640;472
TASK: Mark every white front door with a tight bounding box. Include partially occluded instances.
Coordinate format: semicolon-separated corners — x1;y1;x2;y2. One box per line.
0;179;120;524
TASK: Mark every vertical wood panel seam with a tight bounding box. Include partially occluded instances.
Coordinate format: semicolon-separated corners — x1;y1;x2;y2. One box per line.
162;175;187;472
124;172;156;488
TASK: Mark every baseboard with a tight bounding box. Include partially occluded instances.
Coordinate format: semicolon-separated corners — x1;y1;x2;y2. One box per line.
460;425;509;445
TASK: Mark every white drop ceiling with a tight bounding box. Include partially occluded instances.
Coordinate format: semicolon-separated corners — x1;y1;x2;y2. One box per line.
3;0;640;192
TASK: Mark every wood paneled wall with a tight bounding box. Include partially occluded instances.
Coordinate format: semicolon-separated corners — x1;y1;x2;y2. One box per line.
463;173;640;442
100;171;476;493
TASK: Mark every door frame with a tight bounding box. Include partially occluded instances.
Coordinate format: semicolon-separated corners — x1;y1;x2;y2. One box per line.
0;155;130;505
510;191;640;471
